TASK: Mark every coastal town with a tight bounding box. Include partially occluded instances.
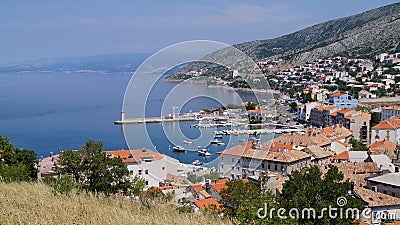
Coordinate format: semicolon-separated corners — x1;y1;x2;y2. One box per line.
36;52;400;224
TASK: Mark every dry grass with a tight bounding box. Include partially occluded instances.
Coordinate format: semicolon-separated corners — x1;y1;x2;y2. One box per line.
0;182;232;225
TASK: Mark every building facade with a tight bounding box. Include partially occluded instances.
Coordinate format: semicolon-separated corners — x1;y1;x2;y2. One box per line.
382;106;400;121
105;149;180;188
218;140;312;179
328;93;358;109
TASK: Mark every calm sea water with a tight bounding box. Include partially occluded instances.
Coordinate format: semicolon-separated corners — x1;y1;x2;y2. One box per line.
0;72;273;165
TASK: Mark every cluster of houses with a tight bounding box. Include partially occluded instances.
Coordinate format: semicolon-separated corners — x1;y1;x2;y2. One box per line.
36;52;400;224
268;53;400;100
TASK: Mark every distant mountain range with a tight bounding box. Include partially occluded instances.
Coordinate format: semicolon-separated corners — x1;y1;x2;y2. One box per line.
234;2;400;62
3;3;400;75
0;53;150;74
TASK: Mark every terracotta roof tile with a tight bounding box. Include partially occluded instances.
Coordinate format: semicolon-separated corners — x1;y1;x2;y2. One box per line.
337;108;353;114
333;151;349;161
319;162;379;186
211;182;227;194
330;93;345;97
372;120;396;130
218;141;311;163
354;186;400;207
370;139;396;150
193;197;224;211
192;184;204;193
105;149;163;163
305;145;332;159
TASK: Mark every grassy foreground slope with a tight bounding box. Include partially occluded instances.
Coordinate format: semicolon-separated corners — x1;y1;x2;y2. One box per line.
0;182;231;225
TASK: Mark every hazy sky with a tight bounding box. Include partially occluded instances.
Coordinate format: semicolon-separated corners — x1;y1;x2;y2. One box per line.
0;0;398;64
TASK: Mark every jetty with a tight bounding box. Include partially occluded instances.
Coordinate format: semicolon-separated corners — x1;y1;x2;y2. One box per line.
114;111;230;124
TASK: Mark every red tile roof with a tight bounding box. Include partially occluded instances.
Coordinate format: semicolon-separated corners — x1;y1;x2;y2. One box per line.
372;120;396;130
370;139;397;150
388;116;400;128
319;162;379;186
191;184;204;193
193;197;224;212
333;151;349;161
330;93;345;97
105;149;163;163
337;108;353;114
218;141;311;163
247;109;268;114
211;182;227;194
354;186;400;207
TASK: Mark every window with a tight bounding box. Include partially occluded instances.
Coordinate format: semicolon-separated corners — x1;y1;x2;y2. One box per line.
162;167;165;170
268;164;271;170
145;181;148;185
145;170;149;174
221;165;224;169
274;165;277;171
138;170;142;175
232;158;234;163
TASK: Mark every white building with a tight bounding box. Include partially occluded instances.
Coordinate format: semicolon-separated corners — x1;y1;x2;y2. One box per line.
297;101;319;122
105;149;180;188
371;117;400;144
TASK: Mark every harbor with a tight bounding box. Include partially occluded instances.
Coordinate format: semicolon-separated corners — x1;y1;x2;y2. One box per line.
114;111;230;124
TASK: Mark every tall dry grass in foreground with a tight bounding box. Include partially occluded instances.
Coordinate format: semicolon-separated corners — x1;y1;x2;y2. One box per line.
0;182;232;225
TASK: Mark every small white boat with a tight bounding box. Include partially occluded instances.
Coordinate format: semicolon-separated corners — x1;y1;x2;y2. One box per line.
215;135;223;139
198;148;211;156
211;139;219;144
211;139;225;145
192;160;203;166
173;145;185;152
183;139;192;144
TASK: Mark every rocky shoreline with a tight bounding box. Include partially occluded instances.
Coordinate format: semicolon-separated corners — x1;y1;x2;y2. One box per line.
164;77;279;94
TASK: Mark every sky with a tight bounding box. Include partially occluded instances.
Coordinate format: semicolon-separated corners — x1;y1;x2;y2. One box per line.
0;0;399;65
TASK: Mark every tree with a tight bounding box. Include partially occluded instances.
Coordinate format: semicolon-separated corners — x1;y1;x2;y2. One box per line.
0;135;37;182
370;112;380;128
246;102;258;110
220;177;278;224
348;138;368;151
57;140;144;195
279;166;361;224
289;102;298;113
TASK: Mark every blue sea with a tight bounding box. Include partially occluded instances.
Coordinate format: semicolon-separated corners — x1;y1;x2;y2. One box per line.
0;72;273;165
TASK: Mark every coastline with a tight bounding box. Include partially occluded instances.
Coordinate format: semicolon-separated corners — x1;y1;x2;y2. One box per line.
164;78;279;94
